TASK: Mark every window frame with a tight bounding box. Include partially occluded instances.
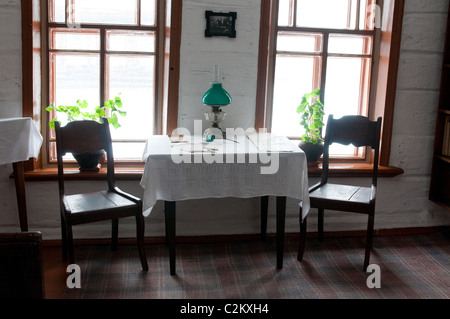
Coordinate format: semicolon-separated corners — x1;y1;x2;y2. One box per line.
256;0;405;167
44;0;164;167
21;0;403;176
21;0;182;171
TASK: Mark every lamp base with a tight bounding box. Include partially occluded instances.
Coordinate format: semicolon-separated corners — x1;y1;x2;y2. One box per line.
204;107;226;139
203;127;225;141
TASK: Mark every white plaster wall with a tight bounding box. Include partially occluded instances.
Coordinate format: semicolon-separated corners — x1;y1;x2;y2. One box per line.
0;0;449;241
177;0;260;133
385;0;450;228
0;0;26;230
0;0;22;118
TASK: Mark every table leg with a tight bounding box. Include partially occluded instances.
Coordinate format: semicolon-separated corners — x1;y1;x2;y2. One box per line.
13;162;28;232
260;196;269;241
276;196;286;269
164;202;170;247
165;201;176;276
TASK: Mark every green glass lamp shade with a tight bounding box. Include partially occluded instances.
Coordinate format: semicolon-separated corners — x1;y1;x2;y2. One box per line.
202;83;232;106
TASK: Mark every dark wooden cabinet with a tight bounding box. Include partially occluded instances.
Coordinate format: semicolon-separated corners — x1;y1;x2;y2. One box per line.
0;232;45;299
430;5;450;211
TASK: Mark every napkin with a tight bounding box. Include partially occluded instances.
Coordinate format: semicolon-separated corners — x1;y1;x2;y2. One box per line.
246;132;297;152
171;141;222;153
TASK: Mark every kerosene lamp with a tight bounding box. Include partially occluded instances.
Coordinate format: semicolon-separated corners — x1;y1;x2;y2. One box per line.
202;65;232;140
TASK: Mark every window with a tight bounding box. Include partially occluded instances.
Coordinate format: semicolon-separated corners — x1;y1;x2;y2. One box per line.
260;0;379;160
22;0;403;173
44;0;171;164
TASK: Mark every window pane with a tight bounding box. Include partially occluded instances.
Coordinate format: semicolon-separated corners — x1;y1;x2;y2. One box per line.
73;0;138;25
324;57;370;117
277;32;322;53
106;31;155;53
271;56;321;137
50;53;100;124
296;0;355;29
49;0;65;23
49;141;80;163
50;29;100;51
141;0;157;26
107;55;155;143
328;142;361;157
278;0;294;27
113;142;147;160
328;34;372;55
324;57;371;155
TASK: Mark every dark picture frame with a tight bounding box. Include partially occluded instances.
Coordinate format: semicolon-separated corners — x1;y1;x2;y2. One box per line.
205;11;237;38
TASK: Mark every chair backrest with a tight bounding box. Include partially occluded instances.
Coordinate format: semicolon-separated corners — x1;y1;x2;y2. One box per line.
55;118;116;193
321;115;382;186
0;232;45;299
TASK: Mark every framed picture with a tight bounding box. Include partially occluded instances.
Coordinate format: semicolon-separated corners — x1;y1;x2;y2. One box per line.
205;11;237;38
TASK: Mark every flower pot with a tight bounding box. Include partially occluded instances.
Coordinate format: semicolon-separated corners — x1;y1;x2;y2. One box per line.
73;150;106;171
298;141;324;167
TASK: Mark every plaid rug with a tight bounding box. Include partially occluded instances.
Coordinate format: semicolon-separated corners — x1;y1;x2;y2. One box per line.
61;232;450;299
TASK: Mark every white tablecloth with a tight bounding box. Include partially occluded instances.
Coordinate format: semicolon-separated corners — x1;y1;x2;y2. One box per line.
0;117;43;165
140;134;310;219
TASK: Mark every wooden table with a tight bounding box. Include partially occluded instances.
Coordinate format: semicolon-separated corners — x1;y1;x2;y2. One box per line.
0;118;43;231
140;134;310;275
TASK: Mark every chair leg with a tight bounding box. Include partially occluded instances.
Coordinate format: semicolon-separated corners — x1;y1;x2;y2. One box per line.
297;208;307;261
318;208;324;242
136;213;148;271
60;214;68;261
66;223;75;265
111;219;119;251
364;212;375;271
260;196;269;241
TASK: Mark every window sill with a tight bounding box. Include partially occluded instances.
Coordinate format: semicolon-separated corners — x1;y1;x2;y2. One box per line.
22;163;404;181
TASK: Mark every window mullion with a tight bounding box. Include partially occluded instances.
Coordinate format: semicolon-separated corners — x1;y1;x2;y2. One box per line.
137;0;142;26
356;0;361;30
360;36;373;116
154;0;164;135
65;0;68;23
100;28;106;112
320;33;329;107
66;0;74;25
312;34;322;91
292;0;297;27
346;0;352;29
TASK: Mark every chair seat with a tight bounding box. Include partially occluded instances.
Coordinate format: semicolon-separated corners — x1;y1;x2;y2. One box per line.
310;183;373;213
64;190;139;224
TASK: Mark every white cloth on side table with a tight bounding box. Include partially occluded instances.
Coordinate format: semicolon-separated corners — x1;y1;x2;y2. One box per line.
0;117;43;165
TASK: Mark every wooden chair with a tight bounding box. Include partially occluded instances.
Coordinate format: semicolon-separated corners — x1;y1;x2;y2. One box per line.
55;118;148;271
0;232;45;299
297;115;382;271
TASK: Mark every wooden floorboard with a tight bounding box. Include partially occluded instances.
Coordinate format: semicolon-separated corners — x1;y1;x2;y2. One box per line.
43;246;69;299
42;226;449;299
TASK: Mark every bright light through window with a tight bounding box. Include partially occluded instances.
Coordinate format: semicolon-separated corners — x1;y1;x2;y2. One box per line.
47;0;161;163
297;0;356;29
271;0;375;158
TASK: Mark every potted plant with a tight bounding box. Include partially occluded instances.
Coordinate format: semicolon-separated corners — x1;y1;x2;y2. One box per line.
297;89;325;166
46;95;126;170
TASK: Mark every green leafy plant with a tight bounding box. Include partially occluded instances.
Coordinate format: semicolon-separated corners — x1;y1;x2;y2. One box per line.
46;95;126;130
297;89;325;144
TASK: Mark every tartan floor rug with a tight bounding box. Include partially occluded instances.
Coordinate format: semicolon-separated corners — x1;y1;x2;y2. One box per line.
61;232;449;299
